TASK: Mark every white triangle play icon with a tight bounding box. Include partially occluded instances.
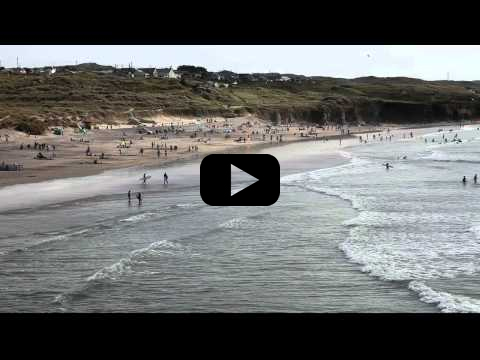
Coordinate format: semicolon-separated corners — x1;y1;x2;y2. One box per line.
231;164;259;196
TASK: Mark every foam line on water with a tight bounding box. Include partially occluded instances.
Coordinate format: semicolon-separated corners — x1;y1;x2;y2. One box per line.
409;281;480;313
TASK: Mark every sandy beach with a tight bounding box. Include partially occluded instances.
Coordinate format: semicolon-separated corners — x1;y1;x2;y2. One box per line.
0;114;381;188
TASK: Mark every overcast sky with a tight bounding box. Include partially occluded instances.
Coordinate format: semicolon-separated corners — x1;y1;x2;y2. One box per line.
0;45;478;81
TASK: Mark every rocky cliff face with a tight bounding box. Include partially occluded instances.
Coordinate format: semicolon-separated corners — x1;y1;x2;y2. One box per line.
255;99;479;125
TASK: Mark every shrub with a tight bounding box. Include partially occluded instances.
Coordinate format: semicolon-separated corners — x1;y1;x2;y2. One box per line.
0;116;48;135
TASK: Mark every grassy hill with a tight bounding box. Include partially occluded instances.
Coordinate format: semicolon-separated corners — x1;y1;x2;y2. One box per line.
1;69;480;134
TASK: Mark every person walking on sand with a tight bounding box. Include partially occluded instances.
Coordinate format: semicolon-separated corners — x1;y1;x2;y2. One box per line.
164;172;168;185
128;190;132;202
142;173;147;184
474;174;478;185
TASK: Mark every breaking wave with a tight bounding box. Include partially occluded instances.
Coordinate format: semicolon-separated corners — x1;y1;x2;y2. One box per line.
119;212;157;223
409;281;480;313
419;150;480;163
87;239;182;282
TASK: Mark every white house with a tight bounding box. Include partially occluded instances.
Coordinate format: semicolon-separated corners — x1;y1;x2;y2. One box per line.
167;67;180;79
279;76;291;82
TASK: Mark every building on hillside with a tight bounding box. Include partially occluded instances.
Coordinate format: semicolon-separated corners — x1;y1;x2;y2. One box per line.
216;70;239;82
16;67;29;74
152;67;180;79
238;73;255;82
140;68;157;78
167;67;180;79
176;65;206;79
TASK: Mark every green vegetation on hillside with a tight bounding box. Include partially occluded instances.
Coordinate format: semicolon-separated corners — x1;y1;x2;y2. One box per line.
1;71;479;133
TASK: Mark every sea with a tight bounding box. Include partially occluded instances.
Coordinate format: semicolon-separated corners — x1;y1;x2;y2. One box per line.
1;125;480;312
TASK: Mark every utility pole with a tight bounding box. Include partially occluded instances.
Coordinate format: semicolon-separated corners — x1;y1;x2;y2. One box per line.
447;72;450;81
16;56;19;68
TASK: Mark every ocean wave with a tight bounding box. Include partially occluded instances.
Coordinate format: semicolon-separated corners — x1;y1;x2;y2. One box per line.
281;153;372;186
174;203;200;209
340;225;480;282
338;150;353;159
409;281;480;313
303;184;363;210
7;228;92;254
87;239;183;283
219;217;249;229
343;211;459;228
119;212;157;223
469;225;480;239
419;150;480;163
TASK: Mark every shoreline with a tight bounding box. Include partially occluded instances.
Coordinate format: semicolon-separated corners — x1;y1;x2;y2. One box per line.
0;119;474;189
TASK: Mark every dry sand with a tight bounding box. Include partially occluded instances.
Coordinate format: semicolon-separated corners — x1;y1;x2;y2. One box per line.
0;114;383;188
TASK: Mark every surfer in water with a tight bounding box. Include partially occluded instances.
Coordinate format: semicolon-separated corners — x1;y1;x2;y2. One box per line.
164;172;168;185
383;162;393;170
136;192;142;203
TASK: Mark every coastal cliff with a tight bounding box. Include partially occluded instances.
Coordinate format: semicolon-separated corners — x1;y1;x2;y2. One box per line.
1;66;479;133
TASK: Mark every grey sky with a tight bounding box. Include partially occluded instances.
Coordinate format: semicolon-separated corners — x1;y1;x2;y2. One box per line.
0;45;478;81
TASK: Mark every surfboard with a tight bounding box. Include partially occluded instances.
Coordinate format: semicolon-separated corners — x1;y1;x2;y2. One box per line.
139;175;152;181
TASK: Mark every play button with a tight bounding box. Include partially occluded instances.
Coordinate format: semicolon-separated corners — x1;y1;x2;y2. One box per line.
231;164;259;196
200;154;280;206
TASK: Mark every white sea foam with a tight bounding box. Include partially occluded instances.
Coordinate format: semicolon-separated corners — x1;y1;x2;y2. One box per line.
87;258;134;281
469;225;480;239
87;240;182;282
409;281;480;313
29;228;91;249
340;223;480;281
219;217;249;229
119;212;156;223
175;203;199;209
419;150;480;163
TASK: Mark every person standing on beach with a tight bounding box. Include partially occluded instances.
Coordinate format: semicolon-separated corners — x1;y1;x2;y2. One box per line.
463;176;467;184
164;172;168;185
136;192;142;203
128;190;132;202
474;174;478;184
142;173;147;184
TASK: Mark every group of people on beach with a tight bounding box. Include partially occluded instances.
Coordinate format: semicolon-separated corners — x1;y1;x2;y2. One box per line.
129;171;169;204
